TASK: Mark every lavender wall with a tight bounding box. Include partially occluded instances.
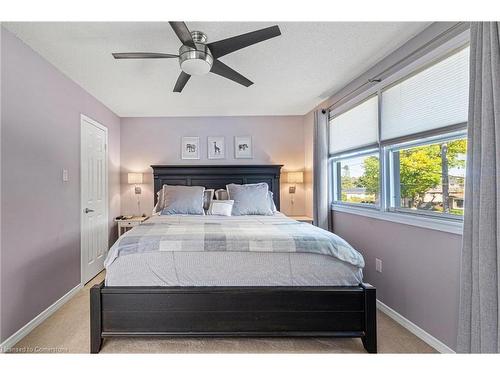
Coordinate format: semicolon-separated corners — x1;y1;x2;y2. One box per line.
332;211;462;350
0;28;121;342
120;116;306;216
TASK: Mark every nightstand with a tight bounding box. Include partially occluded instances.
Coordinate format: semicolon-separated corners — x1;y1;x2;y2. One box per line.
288;216;314;224
115;216;148;237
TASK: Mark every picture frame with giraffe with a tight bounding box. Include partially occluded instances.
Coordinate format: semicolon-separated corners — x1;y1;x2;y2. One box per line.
207;136;225;160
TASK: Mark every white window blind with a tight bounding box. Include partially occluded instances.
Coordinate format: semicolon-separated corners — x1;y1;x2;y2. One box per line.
329;96;378;154
381;47;469;141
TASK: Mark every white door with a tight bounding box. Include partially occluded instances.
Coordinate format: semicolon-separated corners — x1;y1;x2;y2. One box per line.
81;115;108;284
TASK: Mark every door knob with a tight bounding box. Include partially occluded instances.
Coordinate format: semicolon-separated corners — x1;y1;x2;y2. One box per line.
84;208;95;213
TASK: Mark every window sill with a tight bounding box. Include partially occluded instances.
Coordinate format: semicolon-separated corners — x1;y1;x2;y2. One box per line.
331;204;463;235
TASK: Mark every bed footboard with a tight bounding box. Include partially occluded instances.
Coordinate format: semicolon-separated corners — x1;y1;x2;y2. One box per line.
90;282;104;354
90;282;376;353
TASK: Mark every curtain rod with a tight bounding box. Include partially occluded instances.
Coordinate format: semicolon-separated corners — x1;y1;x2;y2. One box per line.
324;22;469;112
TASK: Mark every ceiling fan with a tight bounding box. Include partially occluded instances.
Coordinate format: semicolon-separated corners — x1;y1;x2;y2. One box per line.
112;22;281;93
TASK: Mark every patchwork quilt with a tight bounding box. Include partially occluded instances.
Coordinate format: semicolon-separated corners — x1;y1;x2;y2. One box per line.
105;214;365;269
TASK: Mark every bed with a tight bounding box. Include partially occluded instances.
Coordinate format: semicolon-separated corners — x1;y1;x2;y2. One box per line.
90;165;377;353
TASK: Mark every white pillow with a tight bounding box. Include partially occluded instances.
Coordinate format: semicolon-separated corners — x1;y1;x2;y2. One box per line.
207;200;234;216
268;191;277;213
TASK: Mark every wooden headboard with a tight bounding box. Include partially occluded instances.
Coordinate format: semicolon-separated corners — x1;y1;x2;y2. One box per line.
151;165;283;210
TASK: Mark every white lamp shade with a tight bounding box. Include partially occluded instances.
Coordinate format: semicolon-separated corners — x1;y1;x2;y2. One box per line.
128;173;143;184
287;171;304;184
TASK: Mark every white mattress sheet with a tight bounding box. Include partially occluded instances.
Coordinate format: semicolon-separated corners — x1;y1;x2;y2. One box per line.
106;250;363;287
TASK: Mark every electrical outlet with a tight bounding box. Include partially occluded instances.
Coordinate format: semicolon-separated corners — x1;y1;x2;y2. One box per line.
375;258;383;273
62;169;69;182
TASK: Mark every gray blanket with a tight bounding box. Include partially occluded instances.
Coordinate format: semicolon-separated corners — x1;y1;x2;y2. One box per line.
104;214;365;268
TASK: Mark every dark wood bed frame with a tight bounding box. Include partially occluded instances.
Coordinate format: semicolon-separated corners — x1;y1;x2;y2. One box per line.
90;164;377;353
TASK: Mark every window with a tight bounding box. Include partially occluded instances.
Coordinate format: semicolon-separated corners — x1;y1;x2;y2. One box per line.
329;44;469;223
334;152;380;206
388;134;467;217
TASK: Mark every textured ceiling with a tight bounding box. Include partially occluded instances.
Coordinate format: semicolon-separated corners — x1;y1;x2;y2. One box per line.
4;22;431;117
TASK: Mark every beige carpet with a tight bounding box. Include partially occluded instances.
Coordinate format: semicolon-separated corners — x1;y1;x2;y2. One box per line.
12;272;436;353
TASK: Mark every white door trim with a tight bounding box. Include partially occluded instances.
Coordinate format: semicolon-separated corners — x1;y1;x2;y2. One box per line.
80;114;109;285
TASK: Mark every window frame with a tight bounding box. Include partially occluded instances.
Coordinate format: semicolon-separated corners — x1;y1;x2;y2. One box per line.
331;148;381;209
328;33;470;234
385;129;467;221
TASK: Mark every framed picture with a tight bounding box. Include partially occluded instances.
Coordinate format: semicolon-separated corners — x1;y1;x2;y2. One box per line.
181;136;200;160
207;136;225;159
234;136;253;159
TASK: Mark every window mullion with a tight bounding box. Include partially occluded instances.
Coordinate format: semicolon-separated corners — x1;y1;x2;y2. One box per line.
376;89;385;212
335;161;341;201
392;151;401;208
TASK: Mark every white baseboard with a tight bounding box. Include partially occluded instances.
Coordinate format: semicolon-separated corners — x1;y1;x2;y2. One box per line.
376;299;455;353
0;285;454;353
0;283;83;352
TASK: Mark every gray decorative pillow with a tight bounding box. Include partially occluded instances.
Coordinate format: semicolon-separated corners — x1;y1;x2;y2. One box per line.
161;185;205;215
215;189;229;200
153;188;165;214
226;183;273;216
203;189;215;211
153;184;170;214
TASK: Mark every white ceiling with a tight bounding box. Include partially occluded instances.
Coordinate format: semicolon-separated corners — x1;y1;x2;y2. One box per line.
4;22;430;117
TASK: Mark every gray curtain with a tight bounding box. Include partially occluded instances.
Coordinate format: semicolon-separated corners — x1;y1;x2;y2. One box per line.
457;22;500;353
313;109;329;230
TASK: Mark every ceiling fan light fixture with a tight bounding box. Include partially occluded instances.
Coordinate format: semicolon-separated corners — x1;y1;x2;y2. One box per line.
178;44;213;76
180;55;213;75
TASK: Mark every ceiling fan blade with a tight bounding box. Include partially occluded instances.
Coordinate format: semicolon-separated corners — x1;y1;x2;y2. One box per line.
173;71;191;92
210;59;253;87
169;22;196;49
112;52;178;59
207;25;281;59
